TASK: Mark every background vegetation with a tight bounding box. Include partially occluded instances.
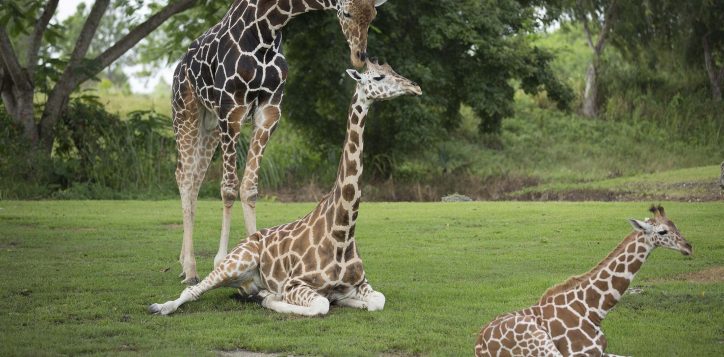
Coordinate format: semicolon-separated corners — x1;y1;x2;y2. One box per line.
0;0;722;201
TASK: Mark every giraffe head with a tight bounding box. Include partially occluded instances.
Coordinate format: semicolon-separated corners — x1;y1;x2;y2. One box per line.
346;59;422;101
337;0;387;68
628;205;692;256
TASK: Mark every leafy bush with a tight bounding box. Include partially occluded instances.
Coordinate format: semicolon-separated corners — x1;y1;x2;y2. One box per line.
0;98;178;199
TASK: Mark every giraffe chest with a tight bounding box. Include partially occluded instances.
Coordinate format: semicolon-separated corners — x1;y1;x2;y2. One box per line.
537;298;604;355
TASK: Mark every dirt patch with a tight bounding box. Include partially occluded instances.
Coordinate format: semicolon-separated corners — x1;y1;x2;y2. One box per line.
163;223;182;230
0;241;19;250
66;227;97;233
511;188;624;201
509;181;724;202
216;350;293;357
679;266;724;283
251;176;723;202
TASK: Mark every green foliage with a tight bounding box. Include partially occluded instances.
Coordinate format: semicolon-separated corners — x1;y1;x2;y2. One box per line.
52;98;176;198
281;1;571;176
0;97;179;199
609;0;724;71
0;107;55;199
0;201;721;355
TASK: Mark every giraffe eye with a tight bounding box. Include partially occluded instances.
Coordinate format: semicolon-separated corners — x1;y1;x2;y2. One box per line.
658;230;668;235
373;75;386;81
343;11;352;18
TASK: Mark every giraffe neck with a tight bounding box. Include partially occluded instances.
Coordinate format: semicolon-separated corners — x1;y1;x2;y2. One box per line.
222;0;336;46
541;232;653;324
260;0;336;30
328;87;370;240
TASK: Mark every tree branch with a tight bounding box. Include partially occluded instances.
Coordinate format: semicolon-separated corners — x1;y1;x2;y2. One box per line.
594;0;617;54
87;0;197;83
0;27;31;91
40;0;198;151
0;60;18;116
576;1;595;50
67;0;110;70
26;0;59;77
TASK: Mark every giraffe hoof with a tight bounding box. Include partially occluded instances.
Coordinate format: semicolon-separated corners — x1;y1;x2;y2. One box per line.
148;303;162;314
182;276;200;285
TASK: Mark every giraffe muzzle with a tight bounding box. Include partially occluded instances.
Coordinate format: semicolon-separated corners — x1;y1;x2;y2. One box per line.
680;242;692;256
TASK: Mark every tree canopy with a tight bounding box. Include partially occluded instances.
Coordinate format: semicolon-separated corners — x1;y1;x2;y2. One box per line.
0;0;197;151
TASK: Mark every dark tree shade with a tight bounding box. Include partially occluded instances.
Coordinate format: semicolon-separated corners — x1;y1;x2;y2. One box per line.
281;0;571;174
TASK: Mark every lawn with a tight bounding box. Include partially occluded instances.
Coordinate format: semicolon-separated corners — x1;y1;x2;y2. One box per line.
0;201;721;356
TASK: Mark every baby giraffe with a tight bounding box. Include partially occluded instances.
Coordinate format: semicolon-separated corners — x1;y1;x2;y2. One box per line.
475;205;692;357
150;59;421;316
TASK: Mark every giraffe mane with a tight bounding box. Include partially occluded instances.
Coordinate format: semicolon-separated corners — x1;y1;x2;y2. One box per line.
539;231;641;300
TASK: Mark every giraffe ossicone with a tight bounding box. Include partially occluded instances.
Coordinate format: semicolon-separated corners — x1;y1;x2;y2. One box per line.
150;60;421;316
172;0;387;285
475;205;692;357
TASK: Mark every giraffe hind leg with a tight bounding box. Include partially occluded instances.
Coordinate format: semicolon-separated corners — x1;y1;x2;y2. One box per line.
174;90;219;285
174;92;200;284
261;279;329;316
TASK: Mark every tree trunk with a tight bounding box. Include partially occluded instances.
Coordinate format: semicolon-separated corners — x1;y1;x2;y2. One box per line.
15;90;38;143
703;34;722;102
582;60;598;117
39;81;74;152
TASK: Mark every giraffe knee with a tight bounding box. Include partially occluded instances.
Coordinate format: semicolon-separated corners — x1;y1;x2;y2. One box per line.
221;186;238;207
241;186;258;205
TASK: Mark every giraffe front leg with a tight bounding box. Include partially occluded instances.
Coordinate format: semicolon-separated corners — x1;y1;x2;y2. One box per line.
150;239;261;315
261;280;329;316
215;104;249;268
335;281;385;311
239;104;281;236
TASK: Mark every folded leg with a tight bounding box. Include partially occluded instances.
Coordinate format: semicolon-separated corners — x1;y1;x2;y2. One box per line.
475;314;562;357
334;281;385;311
261;280;329;316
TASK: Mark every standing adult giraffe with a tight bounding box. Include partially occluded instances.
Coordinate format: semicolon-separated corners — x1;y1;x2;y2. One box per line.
173;0;387;284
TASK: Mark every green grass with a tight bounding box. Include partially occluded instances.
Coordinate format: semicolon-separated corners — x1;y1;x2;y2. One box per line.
513;165;723;200
0;201;721;356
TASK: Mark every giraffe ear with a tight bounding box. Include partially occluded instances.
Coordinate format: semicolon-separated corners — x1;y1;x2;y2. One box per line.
346;69;362;82
375;0;388;7
628;219;653;233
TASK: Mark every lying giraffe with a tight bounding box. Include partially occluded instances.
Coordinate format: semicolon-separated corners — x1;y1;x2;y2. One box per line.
173;0;388;285
150;60;421;316
475;205;692;357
